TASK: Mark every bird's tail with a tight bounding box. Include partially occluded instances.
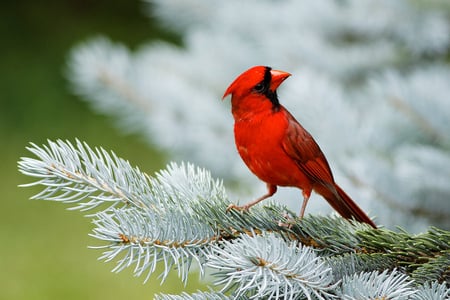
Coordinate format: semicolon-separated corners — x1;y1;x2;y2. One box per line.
317;183;377;228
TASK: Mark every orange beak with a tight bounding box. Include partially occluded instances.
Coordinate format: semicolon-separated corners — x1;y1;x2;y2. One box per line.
270;69;291;91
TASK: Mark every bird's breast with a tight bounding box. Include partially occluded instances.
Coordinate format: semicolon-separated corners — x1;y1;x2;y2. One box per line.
234;110;309;188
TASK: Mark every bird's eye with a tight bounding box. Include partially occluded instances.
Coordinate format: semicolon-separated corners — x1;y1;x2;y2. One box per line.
253;82;266;93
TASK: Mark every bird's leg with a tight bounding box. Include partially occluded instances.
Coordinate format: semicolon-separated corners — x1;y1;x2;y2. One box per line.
299;189;311;218
277;190;311;228
277;211;297;229
227;184;277;212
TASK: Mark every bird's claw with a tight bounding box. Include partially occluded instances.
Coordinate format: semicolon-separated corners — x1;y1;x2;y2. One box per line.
226;203;249;213
277;219;296;229
277;212;297;229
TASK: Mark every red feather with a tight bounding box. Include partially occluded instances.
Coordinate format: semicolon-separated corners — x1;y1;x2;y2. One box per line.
223;66;376;228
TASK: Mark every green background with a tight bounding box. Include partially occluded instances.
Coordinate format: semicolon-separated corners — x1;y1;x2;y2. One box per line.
0;1;203;299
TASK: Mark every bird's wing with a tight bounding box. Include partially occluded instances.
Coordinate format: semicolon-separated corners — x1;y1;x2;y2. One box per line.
280;111;335;185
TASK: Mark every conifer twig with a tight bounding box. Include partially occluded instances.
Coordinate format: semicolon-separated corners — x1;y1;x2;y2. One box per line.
18;140;450;298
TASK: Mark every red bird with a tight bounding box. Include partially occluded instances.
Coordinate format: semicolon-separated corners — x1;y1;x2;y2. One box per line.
223;66;376;228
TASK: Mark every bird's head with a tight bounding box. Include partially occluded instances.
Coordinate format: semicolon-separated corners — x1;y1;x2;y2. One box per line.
222;66;291;114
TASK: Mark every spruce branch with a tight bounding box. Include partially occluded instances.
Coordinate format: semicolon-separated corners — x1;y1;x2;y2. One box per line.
339;269;416;300
288;214;374;254
411;281;450;300
388;96;448;147
411;252;450;286
18;140;450;298
357;227;450;284
68;37;152;115
155;291;235;300
18;139;154;211
18;140;222;282
90;207;215;282
326;253;396;282
206;232;338;299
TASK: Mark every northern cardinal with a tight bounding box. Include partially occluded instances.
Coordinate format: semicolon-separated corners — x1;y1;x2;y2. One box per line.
223;66;376;228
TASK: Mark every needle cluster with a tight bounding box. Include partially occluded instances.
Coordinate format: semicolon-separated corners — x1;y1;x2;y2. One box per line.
19;140;449;299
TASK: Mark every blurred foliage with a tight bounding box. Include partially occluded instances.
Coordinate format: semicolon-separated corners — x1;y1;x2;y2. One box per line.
0;1;200;299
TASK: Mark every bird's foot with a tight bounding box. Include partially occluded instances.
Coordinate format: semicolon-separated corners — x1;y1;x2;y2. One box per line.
226;203;250;213
277;212;297;229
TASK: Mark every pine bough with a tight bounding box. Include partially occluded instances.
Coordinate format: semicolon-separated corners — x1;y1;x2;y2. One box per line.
18;140;449;299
